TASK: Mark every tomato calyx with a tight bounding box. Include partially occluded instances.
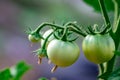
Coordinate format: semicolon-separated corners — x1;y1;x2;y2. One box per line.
33;48;47;64
57;26;79;42
33;48;47;57
28;30;44;43
53;29;63;40
100;24;111;35
86;24;112;35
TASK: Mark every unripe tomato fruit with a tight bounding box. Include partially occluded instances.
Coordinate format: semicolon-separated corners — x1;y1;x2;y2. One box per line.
28;34;40;43
47;39;80;67
41;29;55;47
82;34;115;64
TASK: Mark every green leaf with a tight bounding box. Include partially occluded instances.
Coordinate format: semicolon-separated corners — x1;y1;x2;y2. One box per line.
108;68;120;80
0;61;30;80
98;67;120;80
83;0;120;12
114;51;120;56
10;61;31;80
0;68;12;80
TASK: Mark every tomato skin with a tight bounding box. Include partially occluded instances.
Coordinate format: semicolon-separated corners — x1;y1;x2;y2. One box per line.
82;34;115;64
28;34;40;43
47;39;80;67
41;29;54;47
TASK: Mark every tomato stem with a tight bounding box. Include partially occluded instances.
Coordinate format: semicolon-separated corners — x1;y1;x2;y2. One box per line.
64;22;82;31
35;22;63;33
60;27;68;41
64;22;86;36
42;31;54;49
34;22;86;37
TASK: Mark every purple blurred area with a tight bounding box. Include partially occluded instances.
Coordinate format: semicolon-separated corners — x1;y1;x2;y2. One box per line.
0;0;103;80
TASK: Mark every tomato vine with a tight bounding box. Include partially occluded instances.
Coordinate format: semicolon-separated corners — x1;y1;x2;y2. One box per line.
27;0;120;79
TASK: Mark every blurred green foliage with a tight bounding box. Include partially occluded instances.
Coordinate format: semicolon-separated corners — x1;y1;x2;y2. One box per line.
98;67;120;80
14;0;77;29
0;0;117;80
83;0;120;12
0;61;30;80
38;77;48;80
0;69;12;80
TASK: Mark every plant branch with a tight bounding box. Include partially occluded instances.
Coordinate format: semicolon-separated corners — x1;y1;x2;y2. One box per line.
71;28;86;37
35;23;63;33
34;22;86;37
112;15;120;48
115;15;120;38
98;64;104;76
105;17;120;80
98;0;115;74
98;0;111;29
106;5;120;75
112;0;119;32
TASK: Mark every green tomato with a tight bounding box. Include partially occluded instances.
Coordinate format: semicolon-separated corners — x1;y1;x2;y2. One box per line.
41;29;55;47
28;34;40;43
82;34;115;64
47;39;80;67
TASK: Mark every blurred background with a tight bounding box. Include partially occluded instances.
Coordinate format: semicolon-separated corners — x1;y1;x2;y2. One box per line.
0;0;114;80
